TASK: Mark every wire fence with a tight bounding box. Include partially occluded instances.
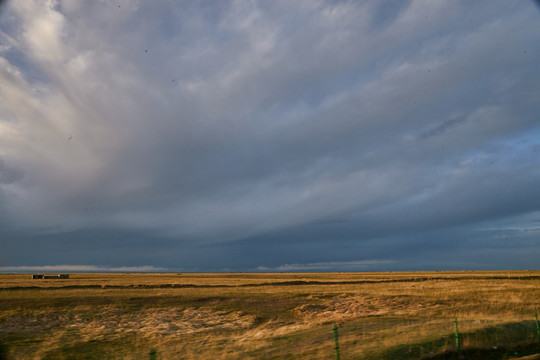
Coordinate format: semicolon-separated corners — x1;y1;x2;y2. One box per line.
329;315;540;359
143;314;540;359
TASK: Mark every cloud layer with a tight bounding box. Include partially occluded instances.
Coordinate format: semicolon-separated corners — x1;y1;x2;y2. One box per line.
1;0;539;271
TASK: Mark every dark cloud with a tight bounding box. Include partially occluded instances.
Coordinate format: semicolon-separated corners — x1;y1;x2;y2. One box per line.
0;0;539;271
0;158;23;184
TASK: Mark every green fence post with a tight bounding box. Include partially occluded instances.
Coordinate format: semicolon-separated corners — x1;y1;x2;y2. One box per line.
535;313;540;340
333;324;340;360
453;318;461;356
149;348;156;360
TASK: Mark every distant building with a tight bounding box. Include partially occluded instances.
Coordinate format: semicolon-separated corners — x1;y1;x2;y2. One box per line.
32;274;69;279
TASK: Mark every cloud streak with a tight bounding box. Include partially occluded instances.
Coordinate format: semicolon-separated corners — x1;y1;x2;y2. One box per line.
257;260;395;272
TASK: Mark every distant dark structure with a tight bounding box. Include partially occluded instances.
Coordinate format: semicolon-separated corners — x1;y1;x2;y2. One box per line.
32;274;69;279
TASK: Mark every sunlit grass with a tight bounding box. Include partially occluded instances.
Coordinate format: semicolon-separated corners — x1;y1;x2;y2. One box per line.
0;271;538;359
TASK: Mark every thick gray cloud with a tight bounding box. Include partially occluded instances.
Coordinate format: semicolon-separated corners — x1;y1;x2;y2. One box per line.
0;0;539;271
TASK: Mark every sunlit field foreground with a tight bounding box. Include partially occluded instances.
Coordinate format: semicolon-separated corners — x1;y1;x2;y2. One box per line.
0;271;539;359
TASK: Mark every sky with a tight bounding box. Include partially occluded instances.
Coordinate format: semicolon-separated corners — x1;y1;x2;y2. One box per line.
0;0;539;272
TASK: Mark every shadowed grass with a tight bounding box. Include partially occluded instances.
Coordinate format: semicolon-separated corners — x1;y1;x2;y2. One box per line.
376;321;539;360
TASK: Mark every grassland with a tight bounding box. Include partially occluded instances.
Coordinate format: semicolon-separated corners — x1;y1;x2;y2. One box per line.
0;271;539;359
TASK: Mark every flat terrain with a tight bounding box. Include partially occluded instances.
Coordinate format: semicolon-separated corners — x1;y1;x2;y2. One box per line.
0;271;539;359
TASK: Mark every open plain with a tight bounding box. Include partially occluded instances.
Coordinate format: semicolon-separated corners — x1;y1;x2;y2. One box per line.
0;271;539;359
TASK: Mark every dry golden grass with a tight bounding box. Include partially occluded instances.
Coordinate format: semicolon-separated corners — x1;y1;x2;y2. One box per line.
0;271;538;359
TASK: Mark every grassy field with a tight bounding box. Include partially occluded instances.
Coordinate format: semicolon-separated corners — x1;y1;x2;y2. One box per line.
0;271;539;359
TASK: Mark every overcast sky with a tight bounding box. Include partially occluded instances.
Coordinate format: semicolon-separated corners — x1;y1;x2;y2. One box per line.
0;0;539;272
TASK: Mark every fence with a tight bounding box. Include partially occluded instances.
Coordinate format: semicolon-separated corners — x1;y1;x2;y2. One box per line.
330;315;539;359
144;314;540;359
